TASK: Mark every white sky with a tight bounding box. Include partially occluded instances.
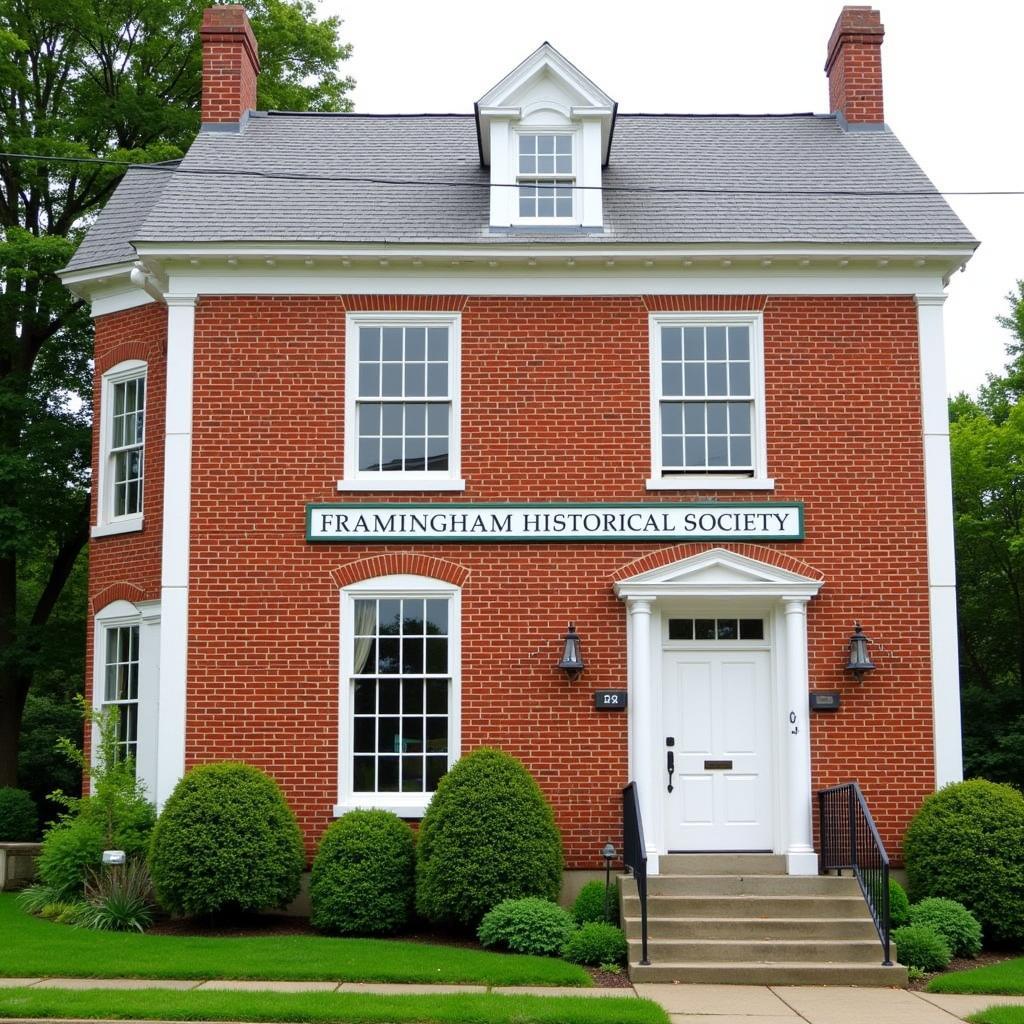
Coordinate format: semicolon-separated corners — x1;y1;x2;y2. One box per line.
326;0;1024;397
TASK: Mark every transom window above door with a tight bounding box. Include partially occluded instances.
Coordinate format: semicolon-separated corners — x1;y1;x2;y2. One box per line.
668;617;765;641
341;314;464;492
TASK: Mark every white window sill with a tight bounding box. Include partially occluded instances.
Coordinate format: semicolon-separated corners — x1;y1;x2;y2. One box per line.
91;518;144;538
334;798;432;819
336;479;467;493
646;477;776;492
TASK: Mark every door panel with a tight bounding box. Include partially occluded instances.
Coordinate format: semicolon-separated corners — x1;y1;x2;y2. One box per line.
663;649;772;850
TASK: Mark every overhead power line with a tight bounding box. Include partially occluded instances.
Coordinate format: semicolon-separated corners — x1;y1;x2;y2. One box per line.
0;150;1022;198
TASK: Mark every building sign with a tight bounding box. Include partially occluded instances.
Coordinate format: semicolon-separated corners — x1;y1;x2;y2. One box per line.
306;502;804;543
594;690;628;710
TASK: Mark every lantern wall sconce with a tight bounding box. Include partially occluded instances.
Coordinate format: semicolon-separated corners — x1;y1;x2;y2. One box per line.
845;622;876;682
558;623;586;681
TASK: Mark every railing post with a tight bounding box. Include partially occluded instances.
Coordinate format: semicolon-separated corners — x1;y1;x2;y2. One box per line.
848;783;858;872
881;859;892;966
818;790;828;873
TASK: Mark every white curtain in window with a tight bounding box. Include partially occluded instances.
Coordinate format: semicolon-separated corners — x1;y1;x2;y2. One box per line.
352;600;376;675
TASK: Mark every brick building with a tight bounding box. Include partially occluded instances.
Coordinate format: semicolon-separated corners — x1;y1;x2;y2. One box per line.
62;6;974;893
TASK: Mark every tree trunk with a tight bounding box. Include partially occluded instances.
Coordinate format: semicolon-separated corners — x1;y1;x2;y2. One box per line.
0;669;30;787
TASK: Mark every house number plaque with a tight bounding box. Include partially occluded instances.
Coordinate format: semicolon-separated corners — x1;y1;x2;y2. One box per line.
594;690;628;710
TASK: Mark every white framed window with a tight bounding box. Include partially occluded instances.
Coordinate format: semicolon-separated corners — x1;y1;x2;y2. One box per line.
93;360;147;536
92;599;160;797
336;575;461;818
648;313;773;491
515;130;576;222
340;313;464;492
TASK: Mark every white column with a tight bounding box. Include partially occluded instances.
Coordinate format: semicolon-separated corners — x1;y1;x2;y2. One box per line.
917;293;964;787
783;597;817;875
156;294;196;809
626;595;659;875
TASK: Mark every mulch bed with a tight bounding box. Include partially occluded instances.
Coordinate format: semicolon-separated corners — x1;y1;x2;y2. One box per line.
907;949;1024;991
147;914;626;986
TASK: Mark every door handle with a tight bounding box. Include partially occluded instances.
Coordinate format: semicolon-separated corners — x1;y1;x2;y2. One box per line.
667;749;675;793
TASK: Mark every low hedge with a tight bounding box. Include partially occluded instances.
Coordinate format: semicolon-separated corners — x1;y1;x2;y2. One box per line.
477;897;577;956
562;922;628;967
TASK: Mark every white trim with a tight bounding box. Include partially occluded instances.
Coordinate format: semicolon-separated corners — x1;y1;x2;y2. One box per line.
337;574;462;818
155;295;196;809
511;127;580;228
645;477;775;491
91;518;145;538
95;360;147;533
648;312;769;489
616;548;821;874
916;293;963;787
92;599;161;803
337;478;466;493
342;312;462;491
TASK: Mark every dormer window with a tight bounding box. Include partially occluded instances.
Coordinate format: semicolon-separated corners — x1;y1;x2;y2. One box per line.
476;43;615;232
517;133;574;220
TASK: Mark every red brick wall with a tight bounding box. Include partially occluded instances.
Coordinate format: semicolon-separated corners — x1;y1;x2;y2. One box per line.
85;302;168;762
87;293;932;868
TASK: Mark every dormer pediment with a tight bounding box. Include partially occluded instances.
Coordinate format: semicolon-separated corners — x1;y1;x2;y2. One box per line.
476;43;616;166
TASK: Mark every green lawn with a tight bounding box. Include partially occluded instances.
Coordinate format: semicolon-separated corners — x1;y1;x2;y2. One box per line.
968;1009;1024;1024
0;988;665;1024
928;957;1024;995
0;895;589;987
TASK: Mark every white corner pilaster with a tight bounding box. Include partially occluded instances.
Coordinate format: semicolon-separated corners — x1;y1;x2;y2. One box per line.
578;119;603;227
782;596;817;875
917;293;963;787
625;595;659;875
488;119;514;227
156;294;196;808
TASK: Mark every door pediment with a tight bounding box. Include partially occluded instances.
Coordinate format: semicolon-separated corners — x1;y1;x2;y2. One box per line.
614;547;822;600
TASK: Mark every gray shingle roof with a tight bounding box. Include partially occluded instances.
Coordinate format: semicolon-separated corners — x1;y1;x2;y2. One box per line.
65;112;975;272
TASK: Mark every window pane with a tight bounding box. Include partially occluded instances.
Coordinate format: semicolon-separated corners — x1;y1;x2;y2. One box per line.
426;638;447;673
425;716;448;752
668;618;694;640
661;402;683;434
662;364;683;397
405;327;426;361
358;364;379;398
426;756;448;790
380;437;402;471
359;328;380;360
381;364;402;397
730;435;752;467
358;438;380;472
683;327;704;360
728;326;749;359
538;134;554;154
404;363;425;397
402;756;424;792
740;619;764;640
662;436;683;467
378;680;399;713
426;437;449;471
730;361;751;395
358;403;380;435
684;404;705;433
406;403;426;435
707;362;728;396
555;194;572;217
426;363;447;398
378;638;399;674
381;327;403;360
685;436;705;466
378;717;401;754
353;680;375;713
717;619;739;640
683;363;705;396
402;638;424;674
402;679;424;713
427;328;448;362
427;404;448;435
661;327;682;361
707;436;729;466
426;679;447;714
353;717;375;753
425;599;448;635
353;756;375;792
378;756;399;792
729;402;751;433
706;326;727;360
694;619;716;640
706;403;728;434
381;404;403;435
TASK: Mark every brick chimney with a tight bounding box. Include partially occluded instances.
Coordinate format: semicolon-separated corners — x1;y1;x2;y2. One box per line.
200;5;260;124
825;6;885;125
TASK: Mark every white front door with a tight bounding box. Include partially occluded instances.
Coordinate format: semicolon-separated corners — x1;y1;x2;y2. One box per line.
662;649;773;851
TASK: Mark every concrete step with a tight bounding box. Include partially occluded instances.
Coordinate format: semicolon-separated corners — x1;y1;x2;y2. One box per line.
628;960;908;987
628;937;885;964
624;915;879;940
622;893;868;918
643;873;861;897
658;854;787;875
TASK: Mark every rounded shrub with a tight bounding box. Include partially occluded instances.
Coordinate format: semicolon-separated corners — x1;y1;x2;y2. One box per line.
893;924;952;972
572;879;619;925
0;787;38;842
910;897;983;958
477;897;577;956
416;747;563;929
903;779;1024;944
889;879;911;928
561;921;629;967
149;762;305;918
309;810;415;935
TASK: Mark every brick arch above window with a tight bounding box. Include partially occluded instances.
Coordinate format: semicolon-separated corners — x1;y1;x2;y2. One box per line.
331;553;471;589
609;543;825;584
95;340;158;377
643;295;769;312
91;581;151;614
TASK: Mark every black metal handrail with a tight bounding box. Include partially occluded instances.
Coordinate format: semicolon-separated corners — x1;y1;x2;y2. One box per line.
818;781;892;966
622;781;650;965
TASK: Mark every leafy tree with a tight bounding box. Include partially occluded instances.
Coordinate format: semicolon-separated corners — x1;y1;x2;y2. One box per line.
0;0;354;786
952;281;1024;785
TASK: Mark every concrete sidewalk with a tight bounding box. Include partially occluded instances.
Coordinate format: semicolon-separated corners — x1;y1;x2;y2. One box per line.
635;983;1024;1023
